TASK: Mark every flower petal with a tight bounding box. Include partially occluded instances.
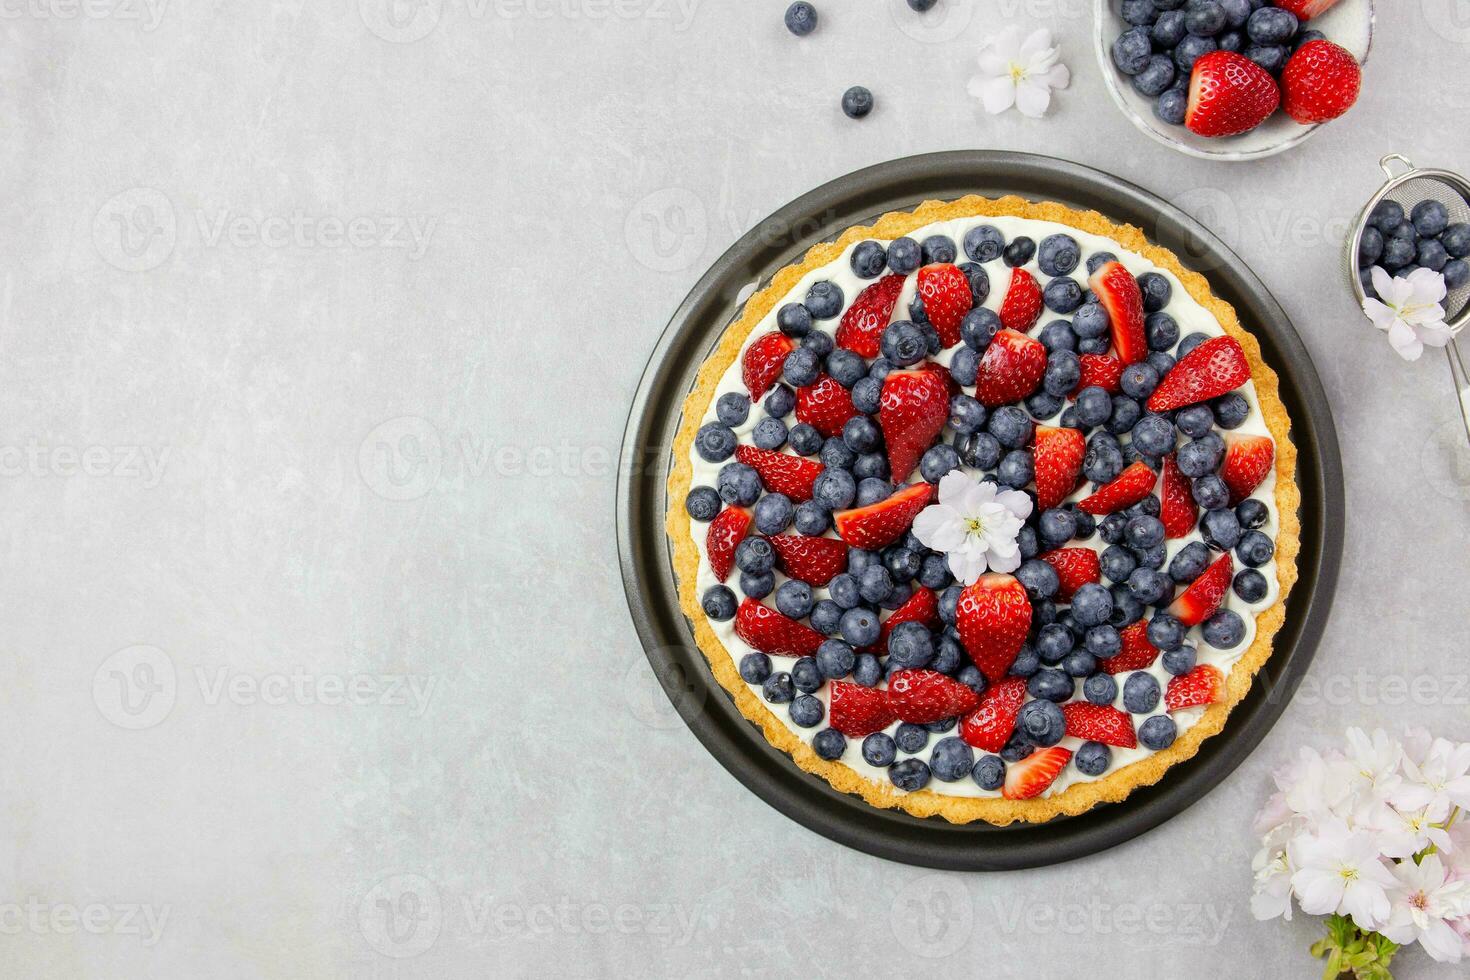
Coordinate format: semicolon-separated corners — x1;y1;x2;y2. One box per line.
1015;79;1053;118
913;504;967;552
937;469;975;507
978;76;1017;115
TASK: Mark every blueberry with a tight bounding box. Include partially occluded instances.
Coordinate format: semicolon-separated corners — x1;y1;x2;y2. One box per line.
1177;435;1224;477
1029;667;1074;703
842;416;881;455
889;758;931;791
685;485;721;522
1247;5;1297;43
854;476;891;505
699;584;737;623
1139;714;1177;750
829;573;861;610
949;347;980;387
1154;88;1188;126
880;321;928;367
762;672;794;704
1132;274;1170;316
731;653;772;688
1122;0;1157;25
1381;235;1416;270
1162;644;1197;677
1003;237;1037;268
949;394;988;434
1174;34;1217;71
1072;509;1096;540
1069;583;1113;628
887;236;922;274
810;599;843;635
1036;623;1075;663
920;443;962;483
804;282;843;320
840;607;880;647
1034;235;1081;279
925;736;974;782
1086;251;1119;274
1192;473;1230;511
695;422;738;463
1208;394;1248;431
1369;199;1405;234
959;262;991;305
1148;612;1185;652
717;461;761;505
1389;219;1417;240
1235;497;1268;530
848;378;882;418
1112;25;1153;75
782;347;820;388
862;732;897;767
884;622;933;670
1075;740;1112;777
1039;319;1078;354
717;394;752;430
918;555;952;591
1084;672;1119;706
1148;351;1177;378
1105;395;1141;437
1100;545;1137;584
972;754;1006;790
1166;543;1209;585
1173;405;1212;441
958;431;1002;470
1041;505;1080;546
1201;608;1245;649
792;657;823;694
783;1;817;35
813;728;847;760
987;405;1033;449
1072;301;1110;340
841;85;874;119
809;641;854;683
752;416;789;451
1445;260;1470;290
960;308;1001;352
1085;625;1122;660
1084;432;1126;484
1418;239;1450;272
964;224;1005;263
1356;227;1385;268
1044;276;1084;314
1132;55;1176;98
1015;559;1060;602
1184;0;1226;34
1121;364;1160;402
1131;414;1175;457
1026;391;1063;421
997;449;1034;489
921;234;957;265
1000;732;1034;763
1122;671;1161;714
1019;699;1066;747
1443;223;1470;258
850;240;887;279
810;469;854;513
1236;529;1274;567
753;493;794;535
1009;644;1042;678
1073;389;1111;432
1220;0;1250;26
895;722;929;754
1233;567;1269;603
1126;567;1170;608
1200;508;1242;551
1412;199;1451;238
765;384;796;420
790;693;824;727
1151;8;1188;47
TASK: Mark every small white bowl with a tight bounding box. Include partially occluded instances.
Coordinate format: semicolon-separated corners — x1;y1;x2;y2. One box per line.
1093;0;1375;161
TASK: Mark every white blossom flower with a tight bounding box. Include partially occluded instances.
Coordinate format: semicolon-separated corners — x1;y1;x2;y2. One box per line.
1369;805;1455;861
967;26;1070;119
1363;266;1454;361
1251;844;1295;921
911;471;1031;584
1288;819;1397;930
1381;855;1470;963
1396;737;1470;821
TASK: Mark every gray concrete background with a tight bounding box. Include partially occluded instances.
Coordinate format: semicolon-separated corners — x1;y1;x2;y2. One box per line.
2;0;1469;976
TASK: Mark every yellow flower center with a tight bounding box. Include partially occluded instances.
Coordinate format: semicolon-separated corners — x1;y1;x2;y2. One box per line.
965;516;987;536
1008;62;1028;83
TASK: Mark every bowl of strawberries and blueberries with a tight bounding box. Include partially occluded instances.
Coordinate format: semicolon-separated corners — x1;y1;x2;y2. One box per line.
1101;0;1369;157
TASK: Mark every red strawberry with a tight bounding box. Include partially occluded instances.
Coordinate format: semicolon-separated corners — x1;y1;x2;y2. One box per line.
955;574;1032;683
1062;702;1137;749
916;264;972;347
705;506;750;582
836;274;905;358
870;586;940;653
1088;261;1148;365
887;669;981;724
880;369;950;482
1003;746;1072;800
1159;454;1198;539
1033;425;1084;510
1072;352;1124;396
1273;0;1341;19
1147;335;1251;412
997;267;1043;334
768;534;848;587
1220;434;1274;506
1168;553;1234;627
829;681;897;737
1077;461;1157;515
1165;663;1226;711
974;328;1046;407
1185;51;1281;139
1040;548;1101;603
833;482;935;551
1282;40;1360;124
796;374;858;438
1099;621;1160;674
733;598;824;658
734;445;824;502
959;676;1027;753
742;331;795;400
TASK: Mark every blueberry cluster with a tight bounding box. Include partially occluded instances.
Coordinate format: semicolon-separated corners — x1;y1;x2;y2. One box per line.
1359;198;1470;296
1110;0;1320;127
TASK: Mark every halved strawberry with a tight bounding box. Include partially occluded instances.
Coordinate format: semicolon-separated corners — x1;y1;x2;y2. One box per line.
705;506;750;582
829;681;897;737
796;374;858;438
1003;745;1072;800
1274;0;1341;18
733;597;824;657
887;668;981;725
1071;352;1124;396
1033;425;1084;510
974;328;1046;407
1282;40;1360;124
916;264;971;347
734;445;824;501
742;331;794;400
1062;702;1137;749
869;586;940;653
1077;461;1157;515
1088;262;1148;365
1220;434;1274;506
836;274;906;358
768;534;848;587
1168;553;1234;627
880;369;949;482
959;676;1027;753
955;573;1032;683
1099;621;1160;674
1159;454;1198;539
1147;335;1250;412
1185;51;1281;139
833;482;935;550
1165;663;1226;712
997;267;1043;334
1040;548;1101;603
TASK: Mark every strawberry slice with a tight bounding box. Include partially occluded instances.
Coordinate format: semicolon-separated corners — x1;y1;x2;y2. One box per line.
887;668;981;725
997;267;1043;334
768;534;848;587
959;676;1028;753
916;264;972;347
1147;335;1251;411
742;331;795;400
1168;553;1234;627
734;445;824;502
1088;261;1148;365
836;274;906;358
1003;746;1072;800
1159;454;1198;539
974;328;1047;407
1165;663;1227;712
1071;352;1124;396
1062;702;1138;749
1040;548;1101;603
829;681;898;737
833;482;935;551
1077;461;1157;515
1282;39;1360;125
880;369;949;482
705;506;750;582
733;598;824;657
796;374;858;438
868;586;940;653
1185;51;1281;139
1033;425;1084;510
1274;0;1340;19
1099;621;1160;674
955;573;1032;683
1220;434;1274;506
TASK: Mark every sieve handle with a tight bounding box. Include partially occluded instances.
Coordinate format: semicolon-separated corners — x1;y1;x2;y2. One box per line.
1449;340;1470;449
1380;154;1417;179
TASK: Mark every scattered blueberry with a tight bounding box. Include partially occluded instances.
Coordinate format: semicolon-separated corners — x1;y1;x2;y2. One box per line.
841;85;874;119
784;1;818;36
